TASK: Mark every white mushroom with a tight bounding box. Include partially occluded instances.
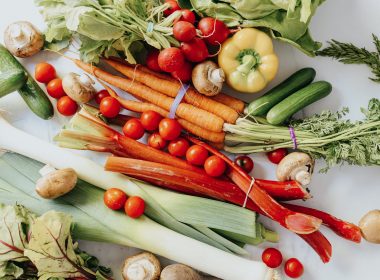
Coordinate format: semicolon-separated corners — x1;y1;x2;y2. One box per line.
123;252;161;280
359;210;380;244
36;168;77;199
4;21;44;58
62;72;96;103
160;264;201;280
192;60;225;96
276;152;314;186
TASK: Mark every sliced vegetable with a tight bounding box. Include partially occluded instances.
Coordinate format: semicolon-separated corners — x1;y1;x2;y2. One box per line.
104;188;128;211
57;96;78;116
123;119;145;140
284;258;304;279
34;62;56;84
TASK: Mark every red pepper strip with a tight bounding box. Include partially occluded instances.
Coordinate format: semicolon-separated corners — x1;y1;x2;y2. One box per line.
255;179;310;201
185;136;322;235
298;231;332;263
282;203;362;243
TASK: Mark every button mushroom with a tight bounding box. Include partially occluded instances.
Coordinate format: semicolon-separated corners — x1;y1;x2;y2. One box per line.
276;152;314;186
359;210;380;244
192;60;225;96
62;72;96;103
160;264;201;280
36;168;77;199
4;21;44;58
123;252;161;280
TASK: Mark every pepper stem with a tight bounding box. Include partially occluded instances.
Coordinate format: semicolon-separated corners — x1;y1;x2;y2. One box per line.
235;49;261;75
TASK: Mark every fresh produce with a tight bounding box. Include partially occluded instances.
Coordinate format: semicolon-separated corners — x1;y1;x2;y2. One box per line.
276;152;314;186
158;47;185;73
198;17;230;46
218;28;279;93
141;110;163;131
186;145;208;166
122;252;161;280
36;168;77;199
359;210;380;244
284;258;304;278
146;50;162;72
234;156;254;173
266;81;332;125
3;21;43;57
104;188;128;211
148;133;167;150
317;34;380;83
183;0;326;56
191;60;225;96
181;38;209;62
225;98;380;172
160;264;201;280
46;78;66;98
57;96;78;116
204;155;226;177
125;196;146;218
173;21;196;42
176;9;196;24
168;138;190;157
34;62;56;83
267;149;288;164
246;68;316;116
164;0;181;16
123;119;145;140
159;118;182;140
95;89;110;104
0;69;26;98
261;248;283;269
171;60;193;82
62;72;96;103
100;96;121;118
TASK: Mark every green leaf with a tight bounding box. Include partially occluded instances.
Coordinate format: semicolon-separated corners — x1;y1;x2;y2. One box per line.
0;262;24;279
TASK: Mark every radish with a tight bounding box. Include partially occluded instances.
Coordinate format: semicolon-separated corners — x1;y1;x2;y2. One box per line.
163;0;181;16
198;17;230;46
171;61;193;82
158;47;185;73
146;50;162;72
175;9;196;24
173;21;196;42
181;38;209;62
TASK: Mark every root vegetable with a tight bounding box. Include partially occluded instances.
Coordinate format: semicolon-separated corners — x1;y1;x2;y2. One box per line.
62;72;96;103
123;252;161;280
192;61;225;96
359;210;380;244
181;38;209;63
198;18;230;46
276;152;314;186
35;168;77;199
160;264;201;280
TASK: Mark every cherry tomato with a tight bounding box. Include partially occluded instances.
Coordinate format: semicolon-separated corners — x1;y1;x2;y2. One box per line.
234;156;254;173
204;155;226;177
284;258;304;278
159;118;182;140
261;248;283;268
95;89;110;104
146;50;162;72
176;9;196;24
170;61;192;82
35;62;56;83
104;188;127;210
163;0;181;16
46;78;66;99
148;133;167;150
125;196;145;218
123;119;145;140
267;148;288;164
173;21;197;42
140;110;163;131
158;47;185;73
57;96;78;116
100;96;120;118
186;145;208;166
168;138;190;157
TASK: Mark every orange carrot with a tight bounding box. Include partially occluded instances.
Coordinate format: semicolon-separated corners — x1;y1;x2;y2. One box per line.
211;94;246;113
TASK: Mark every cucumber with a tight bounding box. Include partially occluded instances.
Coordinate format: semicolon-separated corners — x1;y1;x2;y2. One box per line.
246;68;316;116
0;70;27;98
266;81;332;125
0;44;53;119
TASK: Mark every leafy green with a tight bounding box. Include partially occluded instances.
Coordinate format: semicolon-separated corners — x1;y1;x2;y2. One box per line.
0;262;24;279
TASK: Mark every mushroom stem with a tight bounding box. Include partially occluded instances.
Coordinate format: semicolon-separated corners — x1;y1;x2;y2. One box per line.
208;68;225;85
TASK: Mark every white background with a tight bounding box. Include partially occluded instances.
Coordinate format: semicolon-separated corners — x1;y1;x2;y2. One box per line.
0;1;379;279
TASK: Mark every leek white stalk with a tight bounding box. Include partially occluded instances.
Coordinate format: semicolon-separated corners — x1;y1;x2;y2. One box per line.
0;115;273;280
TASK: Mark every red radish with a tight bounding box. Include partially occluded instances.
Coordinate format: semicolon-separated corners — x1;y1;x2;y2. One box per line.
163;0;180;16
146;50;162;72
181;38;209;62
198;17;230;46
148;133;167;150
171;61;192;82
158;47;185;72
176;9;196;24
173;21;196;42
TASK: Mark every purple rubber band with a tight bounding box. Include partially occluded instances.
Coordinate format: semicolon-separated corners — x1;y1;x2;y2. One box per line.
169;84;190;119
289;126;298;149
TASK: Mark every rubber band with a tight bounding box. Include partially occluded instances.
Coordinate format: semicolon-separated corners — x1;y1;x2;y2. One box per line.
169;84;190;119
289;126;298;149
242;177;255;208
146;22;154;33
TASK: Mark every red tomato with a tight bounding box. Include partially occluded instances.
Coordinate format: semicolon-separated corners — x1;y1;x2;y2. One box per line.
234;156;254;173
148;133;167;150
198;17;230;46
100;97;121;118
35;62;56;83
123;119;145;140
140;110;163;131
204;155;226;177
57;96;78;116
46;78;66;99
181;38;209;62
158;47;185;73
170;61;192;82
176;9;196;24
159;118;182;140
173;21;196;42
168;138;189;157
284;258;304;278
125;196;145;218
267;148;288;164
95;89;110;104
186;145;208;166
262;248;283;269
104;188;127;210
146;50;162;72
163;0;181;16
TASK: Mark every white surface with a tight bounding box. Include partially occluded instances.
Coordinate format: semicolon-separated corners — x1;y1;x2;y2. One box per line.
0;1;379;279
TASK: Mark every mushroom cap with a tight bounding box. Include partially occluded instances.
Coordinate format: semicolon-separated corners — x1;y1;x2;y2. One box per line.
160;264;201;280
192;60;224;96
276;152;314;182
359;210;380;244
123;252;161;280
62;73;96;103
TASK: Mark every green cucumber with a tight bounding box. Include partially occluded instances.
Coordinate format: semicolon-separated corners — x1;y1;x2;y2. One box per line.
246;68;316;116
266;81;332;125
0;44;53;119
0;70;27;98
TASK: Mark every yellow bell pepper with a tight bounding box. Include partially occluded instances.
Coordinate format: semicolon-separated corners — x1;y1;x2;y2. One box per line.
218;28;279;93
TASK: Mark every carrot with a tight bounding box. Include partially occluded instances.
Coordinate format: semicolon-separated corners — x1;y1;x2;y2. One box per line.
211;94;246;113
104;58;239;124
73;59;224;133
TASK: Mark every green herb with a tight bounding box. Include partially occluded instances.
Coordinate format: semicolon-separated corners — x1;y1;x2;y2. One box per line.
224;98;380;172
317;34;380;82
